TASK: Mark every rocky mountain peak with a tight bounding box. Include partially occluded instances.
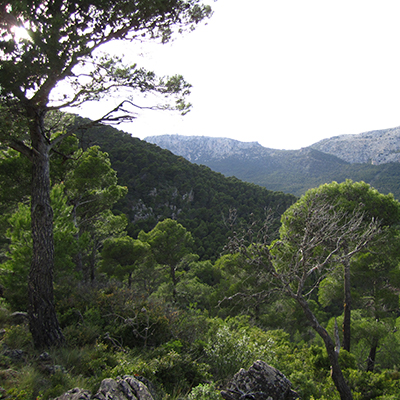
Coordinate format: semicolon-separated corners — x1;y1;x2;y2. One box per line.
310;126;400;164
144;134;263;162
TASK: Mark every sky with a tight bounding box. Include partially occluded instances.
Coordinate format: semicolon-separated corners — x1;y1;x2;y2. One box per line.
76;0;400;150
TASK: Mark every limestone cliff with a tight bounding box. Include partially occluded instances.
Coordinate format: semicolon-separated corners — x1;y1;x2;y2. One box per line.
310;126;400;165
144;134;269;162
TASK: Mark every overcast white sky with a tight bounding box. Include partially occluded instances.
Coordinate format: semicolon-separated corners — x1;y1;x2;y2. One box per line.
77;0;400;150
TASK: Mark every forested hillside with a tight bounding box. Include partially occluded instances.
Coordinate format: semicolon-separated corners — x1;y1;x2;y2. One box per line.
76;121;297;260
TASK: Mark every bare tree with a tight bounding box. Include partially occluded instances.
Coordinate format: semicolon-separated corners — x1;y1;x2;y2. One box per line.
225;195;383;400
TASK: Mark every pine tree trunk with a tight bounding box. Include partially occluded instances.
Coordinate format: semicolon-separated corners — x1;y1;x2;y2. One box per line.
171;264;177;300
296;295;353;400
366;338;379;372
343;258;351;352
28;116;64;349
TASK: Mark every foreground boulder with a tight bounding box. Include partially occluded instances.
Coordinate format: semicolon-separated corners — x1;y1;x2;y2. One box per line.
54;387;91;400
220;360;299;400
54;375;154;400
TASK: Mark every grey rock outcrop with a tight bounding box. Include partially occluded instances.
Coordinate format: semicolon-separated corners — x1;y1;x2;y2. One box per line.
311;126;400;164
146;126;400;166
54;387;91;400
145;134;265;163
54;376;154;400
220;360;299;400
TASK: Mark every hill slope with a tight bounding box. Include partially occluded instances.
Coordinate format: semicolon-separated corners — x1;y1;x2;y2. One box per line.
76;124;297;260
144;134;400;199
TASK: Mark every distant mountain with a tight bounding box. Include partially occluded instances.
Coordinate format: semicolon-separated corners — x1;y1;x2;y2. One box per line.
144;134;338;167
310;126;400;164
144;135;265;163
144;133;400;199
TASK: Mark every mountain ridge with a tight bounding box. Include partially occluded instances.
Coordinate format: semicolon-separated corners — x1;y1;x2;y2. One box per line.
310;126;400;164
145;134;266;162
146;124;400;165
144;129;400;199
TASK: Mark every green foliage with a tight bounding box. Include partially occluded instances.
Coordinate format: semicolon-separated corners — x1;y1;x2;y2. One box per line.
139;218;194;267
139;218;195;299
62;145;129;281
3;366;41;400
64;146;128;219
347;369;400;399
100;236;149;285
0;203;31;310
75;120;297;260
147;349;210;395
2;284;400;400
0;184;77;310
1;0;212;349
3;324;32;351
188;382;222;400
0;1;212;118
204;317;276;382
0;149;30;215
4;106;400;399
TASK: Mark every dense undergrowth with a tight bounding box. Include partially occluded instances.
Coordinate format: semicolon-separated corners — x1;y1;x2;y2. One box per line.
1;280;400;399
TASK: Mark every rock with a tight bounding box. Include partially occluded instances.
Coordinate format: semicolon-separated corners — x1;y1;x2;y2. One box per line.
47;364;67;374
311;126;400;165
39;351;51;361
55;376;154;400
123;376;155;400
92;375;154;400
3;347;25;361
144;134;263;163
220;360;299;400
10;311;28;324
54;387;91;400
0;368;18;380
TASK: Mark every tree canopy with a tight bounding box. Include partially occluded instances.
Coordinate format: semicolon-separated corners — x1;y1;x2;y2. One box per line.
0;0;212;123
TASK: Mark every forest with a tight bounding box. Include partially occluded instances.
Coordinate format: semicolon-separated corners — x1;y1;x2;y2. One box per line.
2;121;400;399
2;1;400;399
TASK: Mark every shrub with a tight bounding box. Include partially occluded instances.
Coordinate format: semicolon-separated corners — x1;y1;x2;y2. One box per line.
63;322;101;347
347;369;400;399
188;382;222;400
149;349;210;394
204;317;275;382
3;324;32;350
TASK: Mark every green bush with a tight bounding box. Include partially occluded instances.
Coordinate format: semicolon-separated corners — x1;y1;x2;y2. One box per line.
0;302;11;327
347;369;400;399
3;324;32;350
188;382;222;400
79;343;119;378
63;322;101;346
204;317;275;382
109;347;210;397
3;365;42;399
149;349;210;394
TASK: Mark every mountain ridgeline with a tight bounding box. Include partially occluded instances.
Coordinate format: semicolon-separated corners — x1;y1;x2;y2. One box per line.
76;122;297;260
145;130;400;199
311;125;400;164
